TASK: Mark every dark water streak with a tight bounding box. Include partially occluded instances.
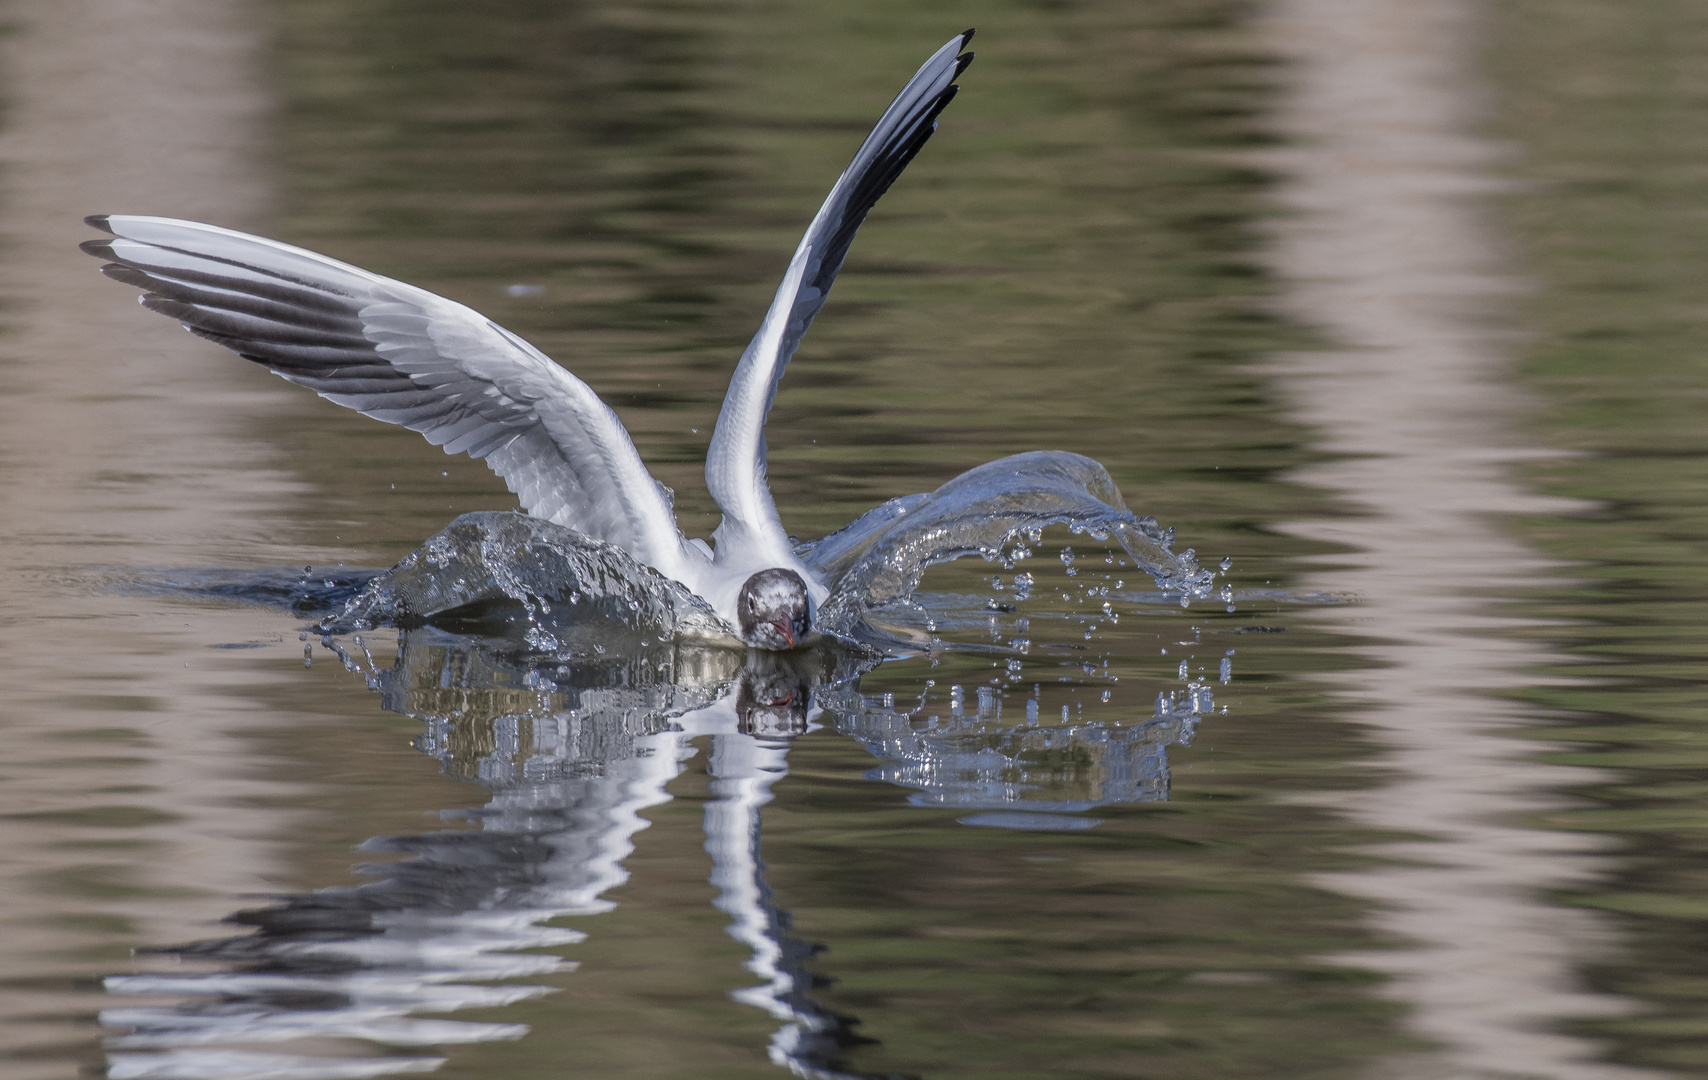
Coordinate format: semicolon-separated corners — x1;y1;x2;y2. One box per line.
1493;1;1708;1074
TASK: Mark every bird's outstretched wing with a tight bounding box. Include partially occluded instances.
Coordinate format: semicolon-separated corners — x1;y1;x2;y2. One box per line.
705;31;975;567
82;215;699;583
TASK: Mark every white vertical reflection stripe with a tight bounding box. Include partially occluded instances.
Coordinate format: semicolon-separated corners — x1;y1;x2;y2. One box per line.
1259;0;1659;1076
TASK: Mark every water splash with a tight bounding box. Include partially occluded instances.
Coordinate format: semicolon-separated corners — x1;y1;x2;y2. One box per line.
820;672;1214;818
802;452;1214;637
320;511;734;648
305;452;1212;651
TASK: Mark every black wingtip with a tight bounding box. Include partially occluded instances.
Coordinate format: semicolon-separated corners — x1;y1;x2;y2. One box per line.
954;29;975;77
84;214;115;234
80;238;116;258
97;263;152;289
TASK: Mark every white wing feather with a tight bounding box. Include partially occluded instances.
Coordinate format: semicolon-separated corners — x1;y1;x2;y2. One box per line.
705;31;975;567
82;215;702;586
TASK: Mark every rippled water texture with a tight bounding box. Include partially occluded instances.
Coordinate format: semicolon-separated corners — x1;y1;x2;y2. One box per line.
2;0;1706;1078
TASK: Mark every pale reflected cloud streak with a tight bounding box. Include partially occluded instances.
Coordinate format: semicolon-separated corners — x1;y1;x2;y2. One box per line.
0;2;330;1073
1261;0;1657;1076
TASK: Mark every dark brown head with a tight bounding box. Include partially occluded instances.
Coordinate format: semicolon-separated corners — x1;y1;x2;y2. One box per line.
736;568;811;650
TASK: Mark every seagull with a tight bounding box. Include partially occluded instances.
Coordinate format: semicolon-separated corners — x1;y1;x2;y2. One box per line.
82;31;975;651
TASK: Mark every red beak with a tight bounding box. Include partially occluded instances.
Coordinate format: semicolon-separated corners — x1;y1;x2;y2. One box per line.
771;620;796;648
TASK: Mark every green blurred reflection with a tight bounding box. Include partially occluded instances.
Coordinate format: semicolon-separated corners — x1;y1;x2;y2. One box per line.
1495;1;1708;1074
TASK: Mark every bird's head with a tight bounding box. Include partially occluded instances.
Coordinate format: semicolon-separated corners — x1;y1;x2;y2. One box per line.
736;567;811;650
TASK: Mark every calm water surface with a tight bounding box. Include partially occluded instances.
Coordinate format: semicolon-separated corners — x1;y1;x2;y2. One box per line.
0;0;1704;1078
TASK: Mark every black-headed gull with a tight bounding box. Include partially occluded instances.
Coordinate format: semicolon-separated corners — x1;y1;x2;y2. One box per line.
82;33;975;649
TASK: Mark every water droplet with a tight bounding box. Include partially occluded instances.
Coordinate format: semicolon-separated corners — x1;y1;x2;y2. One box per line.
1220;556;1232;571
1101;689;1111;703
1177;659;1189;680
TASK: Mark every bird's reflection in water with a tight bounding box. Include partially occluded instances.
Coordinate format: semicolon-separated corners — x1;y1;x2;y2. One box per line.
101;629;1211;1080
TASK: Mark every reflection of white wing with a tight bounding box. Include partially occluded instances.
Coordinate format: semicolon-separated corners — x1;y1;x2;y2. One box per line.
702;730;796;1018
687;715;867;1078
706;31;975;570
82;216;702;585
104;694;708;1080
